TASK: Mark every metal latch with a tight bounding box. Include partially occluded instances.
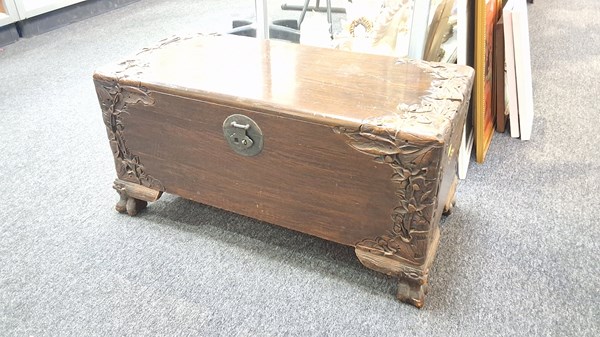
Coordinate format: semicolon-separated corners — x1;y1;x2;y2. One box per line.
223;114;263;156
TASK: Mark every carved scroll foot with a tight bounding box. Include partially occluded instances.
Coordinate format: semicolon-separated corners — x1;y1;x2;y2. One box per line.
443;176;458;216
443;199;456;216
355;228;439;308
396;272;428;308
355;247;431;308
113;179;162;216
115;193;148;216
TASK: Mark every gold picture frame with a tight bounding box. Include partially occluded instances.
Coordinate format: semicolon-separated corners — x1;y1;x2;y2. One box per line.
474;0;503;163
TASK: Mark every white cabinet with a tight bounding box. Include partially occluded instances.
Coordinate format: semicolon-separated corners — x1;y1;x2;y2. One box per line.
14;0;85;20
1;0;86;26
0;0;19;26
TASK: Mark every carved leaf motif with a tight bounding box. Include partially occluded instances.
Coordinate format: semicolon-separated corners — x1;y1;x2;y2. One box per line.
348;139;400;155
429;84;465;101
116;161;128;178
96;79;164;191
337;57;473;266
121;86;156;106
396;144;425;156
419;189;432;203
109;139;120;156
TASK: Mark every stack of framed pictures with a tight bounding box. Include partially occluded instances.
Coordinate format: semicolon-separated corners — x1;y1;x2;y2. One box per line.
327;0;533;177
458;0;533;175
503;0;534;140
456;0;475;178
472;0;503;163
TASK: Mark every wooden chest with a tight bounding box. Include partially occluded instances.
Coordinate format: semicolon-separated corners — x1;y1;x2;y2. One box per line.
93;34;474;308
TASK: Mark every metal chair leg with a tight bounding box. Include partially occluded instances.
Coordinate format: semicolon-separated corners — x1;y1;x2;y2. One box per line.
298;0;312;28
326;0;332;37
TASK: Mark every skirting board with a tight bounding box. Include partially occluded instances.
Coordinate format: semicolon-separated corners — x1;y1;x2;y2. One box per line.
16;0;140;38
0;23;19;47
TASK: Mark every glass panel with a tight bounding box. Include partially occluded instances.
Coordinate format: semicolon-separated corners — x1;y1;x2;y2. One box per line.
225;0;457;61
225;0;347;44
269;0;346;44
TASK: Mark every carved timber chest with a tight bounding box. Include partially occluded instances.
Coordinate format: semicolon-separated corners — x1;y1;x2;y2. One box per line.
93;34;474;308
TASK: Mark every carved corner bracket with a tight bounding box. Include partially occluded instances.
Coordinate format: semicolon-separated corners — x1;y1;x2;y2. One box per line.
335;60;473;270
337;123;443;267
95;79;164;191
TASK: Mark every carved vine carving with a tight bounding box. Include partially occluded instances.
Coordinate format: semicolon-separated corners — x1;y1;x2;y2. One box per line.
337;124;442;266
114;34;220;79
95;79;164;191
336;59;473;266
95;34;220;193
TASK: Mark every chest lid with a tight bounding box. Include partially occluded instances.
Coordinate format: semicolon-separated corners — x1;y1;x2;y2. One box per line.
94;34;474;143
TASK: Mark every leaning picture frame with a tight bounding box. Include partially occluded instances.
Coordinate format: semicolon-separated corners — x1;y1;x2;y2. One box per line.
473;0;502;163
457;0;475;178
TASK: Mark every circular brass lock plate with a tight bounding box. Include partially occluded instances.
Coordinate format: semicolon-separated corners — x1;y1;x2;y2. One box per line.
223;114;263;156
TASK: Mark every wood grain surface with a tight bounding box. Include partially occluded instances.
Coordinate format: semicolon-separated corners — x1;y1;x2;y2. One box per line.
96;34;435;128
121;92;398;246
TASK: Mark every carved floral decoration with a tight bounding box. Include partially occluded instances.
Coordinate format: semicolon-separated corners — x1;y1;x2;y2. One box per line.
336;59;473;266
94;34;218;192
95;79;164;191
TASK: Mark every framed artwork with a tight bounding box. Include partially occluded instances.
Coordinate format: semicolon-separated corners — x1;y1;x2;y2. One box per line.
473;0;502;163
457;0;475;178
512;0;534;140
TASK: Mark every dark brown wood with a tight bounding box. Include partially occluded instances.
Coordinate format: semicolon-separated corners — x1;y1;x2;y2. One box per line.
355;227;439;308
443;176;458;215
494;14;508;133
94;34;474;307
113;179;162;216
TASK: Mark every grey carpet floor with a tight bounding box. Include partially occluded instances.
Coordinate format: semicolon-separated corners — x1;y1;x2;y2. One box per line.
0;0;598;336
